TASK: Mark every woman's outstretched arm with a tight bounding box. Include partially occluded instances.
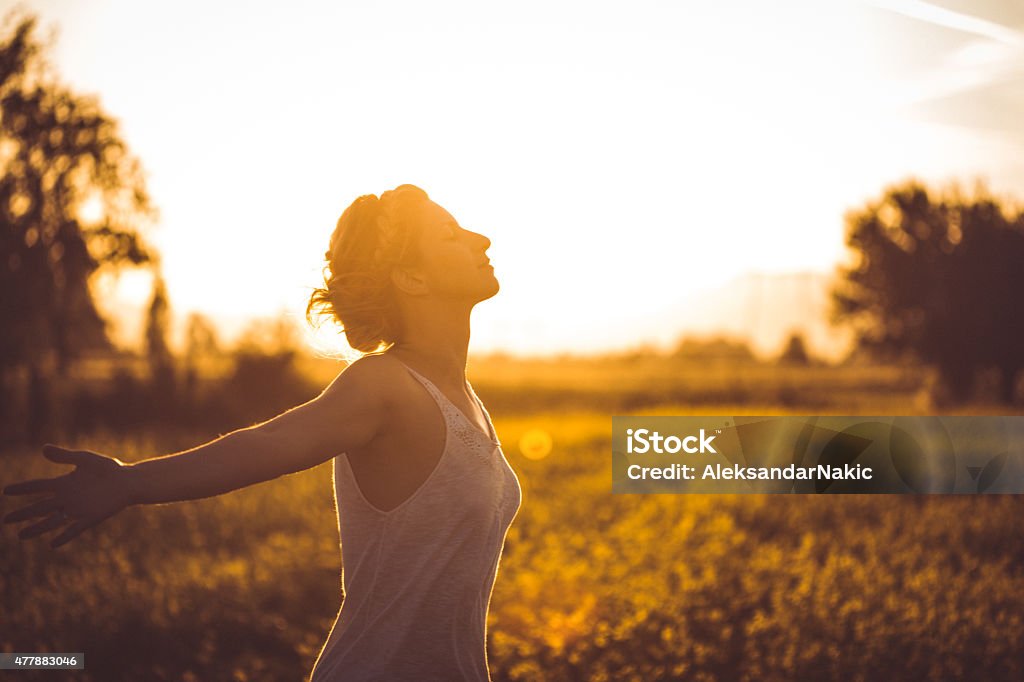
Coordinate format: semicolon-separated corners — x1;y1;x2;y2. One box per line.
125;356;387;505
3;356;389;547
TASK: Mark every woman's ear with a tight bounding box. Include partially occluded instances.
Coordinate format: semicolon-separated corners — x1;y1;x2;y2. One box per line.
390;266;428;296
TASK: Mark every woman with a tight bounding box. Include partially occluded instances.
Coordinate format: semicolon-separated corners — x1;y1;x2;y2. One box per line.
3;184;522;681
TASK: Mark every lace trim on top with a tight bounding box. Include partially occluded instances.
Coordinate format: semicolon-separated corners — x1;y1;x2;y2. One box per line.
399;363;501;455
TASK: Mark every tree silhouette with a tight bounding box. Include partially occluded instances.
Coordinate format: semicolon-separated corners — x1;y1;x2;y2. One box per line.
144;272;176;411
0;11;156;438
779;332;810;365
832;180;1024;404
180;312;220;416
145;274;172;365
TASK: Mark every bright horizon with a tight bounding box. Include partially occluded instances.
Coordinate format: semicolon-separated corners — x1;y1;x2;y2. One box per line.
16;0;1024;358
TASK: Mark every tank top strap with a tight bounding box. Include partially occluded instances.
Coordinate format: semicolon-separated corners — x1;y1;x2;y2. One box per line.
394;359;460;424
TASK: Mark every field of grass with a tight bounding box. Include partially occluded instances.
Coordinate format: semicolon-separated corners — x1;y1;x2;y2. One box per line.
2;360;1023;680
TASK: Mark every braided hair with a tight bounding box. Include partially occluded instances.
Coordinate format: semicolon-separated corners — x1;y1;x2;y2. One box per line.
306;184;430;353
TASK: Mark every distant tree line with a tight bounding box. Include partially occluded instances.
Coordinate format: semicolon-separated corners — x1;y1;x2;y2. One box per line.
63;304;319;441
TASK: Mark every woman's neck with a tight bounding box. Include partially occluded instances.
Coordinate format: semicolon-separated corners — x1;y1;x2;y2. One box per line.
390;298;474;385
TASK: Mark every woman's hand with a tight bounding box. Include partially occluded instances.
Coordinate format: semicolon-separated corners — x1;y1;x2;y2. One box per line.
3;444;135;549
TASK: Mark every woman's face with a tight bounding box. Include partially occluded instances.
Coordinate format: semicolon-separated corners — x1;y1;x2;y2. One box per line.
398;198;499;303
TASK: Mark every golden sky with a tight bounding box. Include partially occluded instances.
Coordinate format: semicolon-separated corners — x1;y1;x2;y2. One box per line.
18;0;1024;356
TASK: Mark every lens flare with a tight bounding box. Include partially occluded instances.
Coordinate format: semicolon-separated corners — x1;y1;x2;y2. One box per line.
518;428;553;460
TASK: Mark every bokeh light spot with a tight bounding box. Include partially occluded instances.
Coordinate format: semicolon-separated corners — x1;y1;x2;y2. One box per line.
519;428;553;460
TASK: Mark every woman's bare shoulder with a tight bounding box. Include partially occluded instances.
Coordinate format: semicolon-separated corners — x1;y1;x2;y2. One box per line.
331;352;412;402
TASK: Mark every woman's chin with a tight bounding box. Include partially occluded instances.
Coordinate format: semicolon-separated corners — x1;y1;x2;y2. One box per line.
478;279;500;302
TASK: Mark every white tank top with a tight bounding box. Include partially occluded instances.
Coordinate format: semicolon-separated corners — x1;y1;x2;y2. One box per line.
309;361;522;681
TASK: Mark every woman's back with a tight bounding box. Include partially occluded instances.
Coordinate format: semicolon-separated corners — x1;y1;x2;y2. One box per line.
309;356;521;681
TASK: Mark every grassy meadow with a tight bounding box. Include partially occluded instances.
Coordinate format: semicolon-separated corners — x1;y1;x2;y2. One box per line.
2;356;1023;681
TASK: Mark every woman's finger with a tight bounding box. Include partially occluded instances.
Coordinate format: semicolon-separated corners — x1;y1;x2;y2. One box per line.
3;497;62;524
17;512;70;540
3;476;64;496
42;445;120;473
42;444;88;466
50;518;95;549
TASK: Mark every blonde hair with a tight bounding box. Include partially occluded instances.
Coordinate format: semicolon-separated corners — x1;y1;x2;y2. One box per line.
306;184;430;353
